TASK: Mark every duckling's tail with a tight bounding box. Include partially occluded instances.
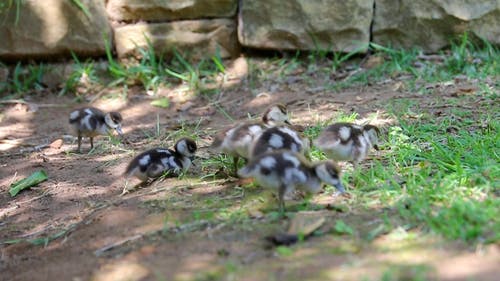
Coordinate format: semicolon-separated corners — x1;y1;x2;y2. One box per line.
237;165;253;178
124;161;136;177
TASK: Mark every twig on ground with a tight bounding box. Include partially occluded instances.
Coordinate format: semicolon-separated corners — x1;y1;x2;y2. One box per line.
0;99;69;108
93;219;220;256
94;234;142;256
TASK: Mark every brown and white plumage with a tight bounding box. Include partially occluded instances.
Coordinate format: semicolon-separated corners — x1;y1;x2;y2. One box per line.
314;122;380;168
249;125;310;158
210;104;290;173
238;150;344;212
125;138;197;182
69;107;123;152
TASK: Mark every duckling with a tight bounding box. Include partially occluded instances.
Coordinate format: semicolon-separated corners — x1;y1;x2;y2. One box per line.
69;107;123;152
249;125;310;158
238;150;345;212
210;104;290;174
313;122;380;168
125;138;197;183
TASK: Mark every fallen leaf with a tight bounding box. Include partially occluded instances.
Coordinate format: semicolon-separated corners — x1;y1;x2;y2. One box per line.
91;261;149;281
248;208;264;219
50;139;63;149
150;97;170;108
177;101;194;112
362;56;385;69
9;170;48;197
189;105;215;116
333;220;354;236
265;212;326;247
287;212;326;236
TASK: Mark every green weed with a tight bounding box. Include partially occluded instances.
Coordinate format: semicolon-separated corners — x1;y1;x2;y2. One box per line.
59;53;99;97
351;101;499;243
0;62;45;98
326;33;499;92
165;49;225;95
0;0;22;25
70;0;91;18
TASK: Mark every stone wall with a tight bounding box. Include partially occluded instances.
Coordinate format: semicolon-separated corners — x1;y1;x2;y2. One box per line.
0;0;498;61
373;0;500;52
0;0;111;60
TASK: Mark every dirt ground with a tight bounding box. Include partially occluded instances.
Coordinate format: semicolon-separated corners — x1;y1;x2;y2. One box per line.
0;58;499;281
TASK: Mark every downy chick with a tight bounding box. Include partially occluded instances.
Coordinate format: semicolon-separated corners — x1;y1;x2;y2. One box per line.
249;125;310;158
238;150;344;212
125;138;197;182
69;107;123;152
314;122;380;168
210;104;290;174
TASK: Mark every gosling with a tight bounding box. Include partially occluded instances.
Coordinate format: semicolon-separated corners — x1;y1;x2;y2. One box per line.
249;125;310;158
69;107;123;153
210;104;290;174
238;150;344;212
314;122;380;168
125;138;197;182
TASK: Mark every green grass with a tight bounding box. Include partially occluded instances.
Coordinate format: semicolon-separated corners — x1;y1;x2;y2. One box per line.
0;62;45;99
195;33;499;246
0;0;22;25
348;102;499;243
250;35;500;93
319;33;499;92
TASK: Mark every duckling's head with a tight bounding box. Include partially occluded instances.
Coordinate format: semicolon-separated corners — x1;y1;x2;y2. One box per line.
363;124;380;150
104;112;124;136
314;160;345;193
262;104;290;126
175;138;197;158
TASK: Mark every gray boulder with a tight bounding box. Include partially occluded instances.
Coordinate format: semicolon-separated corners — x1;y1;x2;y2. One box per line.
373;0;500;52
238;0;374;52
0;0;111;60
114;19;239;59
107;0;238;21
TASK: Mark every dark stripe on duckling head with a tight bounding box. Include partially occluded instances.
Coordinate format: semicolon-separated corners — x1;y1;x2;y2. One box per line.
109;112;123;123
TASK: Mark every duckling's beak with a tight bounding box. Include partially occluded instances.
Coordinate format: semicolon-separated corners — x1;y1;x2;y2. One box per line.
334;182;346;194
373;144;380;151
115;126;124;136
284;120;291;125
190;156;197;166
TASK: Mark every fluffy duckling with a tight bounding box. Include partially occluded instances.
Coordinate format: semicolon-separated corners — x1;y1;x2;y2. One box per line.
125;138;197;182
69;107;123;152
238;150;345;212
314;122;380;168
210;104;290;174
249;126;310;158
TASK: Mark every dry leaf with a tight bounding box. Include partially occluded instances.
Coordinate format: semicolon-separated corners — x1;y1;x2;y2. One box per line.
50;139;63;149
287;212;326;236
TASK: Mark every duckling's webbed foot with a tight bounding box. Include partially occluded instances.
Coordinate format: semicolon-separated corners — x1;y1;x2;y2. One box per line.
232;155;240;177
77;135;83;153
121;180;151;195
278;184;287;214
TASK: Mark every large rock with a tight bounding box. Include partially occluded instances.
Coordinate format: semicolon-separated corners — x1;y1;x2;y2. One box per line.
0;0;111;60
107;0;238;21
373;0;500;52
238;0;374;52
114;19;239;59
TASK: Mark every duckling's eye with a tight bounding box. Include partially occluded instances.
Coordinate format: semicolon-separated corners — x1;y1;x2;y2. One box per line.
111;113;122;122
